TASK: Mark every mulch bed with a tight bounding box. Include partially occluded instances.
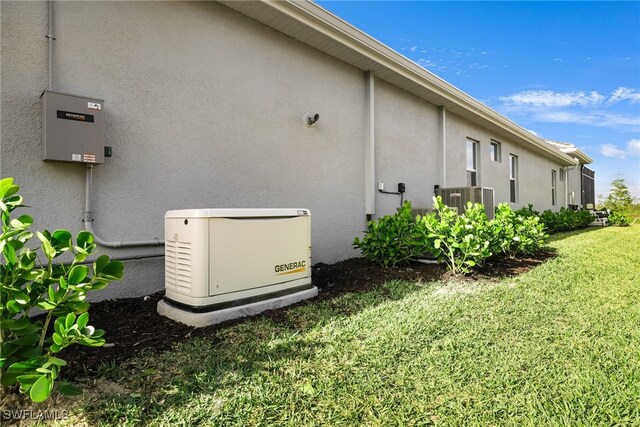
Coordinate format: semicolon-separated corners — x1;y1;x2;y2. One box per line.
60;253;554;380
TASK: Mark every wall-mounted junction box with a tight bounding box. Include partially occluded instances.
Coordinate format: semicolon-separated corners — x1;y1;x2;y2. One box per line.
42;91;105;164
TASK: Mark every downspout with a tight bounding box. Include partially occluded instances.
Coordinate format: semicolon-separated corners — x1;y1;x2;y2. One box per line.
365;70;375;221
47;0;55;90
579;164;584;207
564;166;569;208
439;106;447;188
84;165;163;248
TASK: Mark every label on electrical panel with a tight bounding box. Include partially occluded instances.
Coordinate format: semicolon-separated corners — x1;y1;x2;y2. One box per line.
72;154;81;161
87;102;102;111
57;110;94;122
83;154;96;163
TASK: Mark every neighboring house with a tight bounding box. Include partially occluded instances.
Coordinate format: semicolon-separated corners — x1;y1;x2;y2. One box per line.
1;0;592;299
545;140;595;209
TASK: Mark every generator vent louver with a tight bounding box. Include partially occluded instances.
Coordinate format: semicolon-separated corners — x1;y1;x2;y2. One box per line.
165;239;192;292
436;186;495;219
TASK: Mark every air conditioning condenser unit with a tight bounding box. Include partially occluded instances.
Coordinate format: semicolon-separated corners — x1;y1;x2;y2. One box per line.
157;208;317;327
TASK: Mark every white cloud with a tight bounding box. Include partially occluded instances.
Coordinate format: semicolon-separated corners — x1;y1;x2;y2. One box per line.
627;138;640;156
598;139;640;159
498;88;640;131
600;143;627;159
608;87;640;105
533;110;640;129
403;42;491;79
500;90;605;107
469;63;488;70
417;58;438;68
524;128;540;137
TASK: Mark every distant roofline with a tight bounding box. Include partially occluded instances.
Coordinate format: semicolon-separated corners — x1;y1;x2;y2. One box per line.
544;139;593;164
220;0;580;166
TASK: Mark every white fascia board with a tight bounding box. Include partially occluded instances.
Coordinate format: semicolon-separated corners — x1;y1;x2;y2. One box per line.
221;0;577;166
573;149;593;164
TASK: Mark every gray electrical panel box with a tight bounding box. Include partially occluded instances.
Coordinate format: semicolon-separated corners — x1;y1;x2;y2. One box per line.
42;91;105;164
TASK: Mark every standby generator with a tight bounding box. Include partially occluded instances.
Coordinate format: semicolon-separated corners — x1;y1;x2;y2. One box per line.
158;208;316;326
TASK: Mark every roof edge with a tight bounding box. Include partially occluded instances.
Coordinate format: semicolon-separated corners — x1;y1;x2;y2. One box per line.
544;140;593;164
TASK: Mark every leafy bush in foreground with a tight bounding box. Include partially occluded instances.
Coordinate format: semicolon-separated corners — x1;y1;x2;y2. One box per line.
0;178;125;402
416;197;492;275
353;201;422;267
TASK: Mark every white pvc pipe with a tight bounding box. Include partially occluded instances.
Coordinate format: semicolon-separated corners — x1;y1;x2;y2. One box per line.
439;106;447;187
84;165;162;248
365;70;375;218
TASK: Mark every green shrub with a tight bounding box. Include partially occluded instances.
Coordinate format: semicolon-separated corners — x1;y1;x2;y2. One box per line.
538;208;593;233
0;178;125;402
576;209;596;228
415;197;492;275
492;204;548;258
558;208;593;230
609;211;630;226
514;204;539;218
353;199;550;275
539;210;559;233
619;204;640;222
353;201;422;267
514;216;548;256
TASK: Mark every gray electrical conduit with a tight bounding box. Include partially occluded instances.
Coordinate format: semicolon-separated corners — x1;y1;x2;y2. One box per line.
47;0;54;91
84;165;164;249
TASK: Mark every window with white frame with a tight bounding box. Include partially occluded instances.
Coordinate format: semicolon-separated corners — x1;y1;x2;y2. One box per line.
490;140;501;162
509;155;518;203
466;139;478;186
559;168;565;182
552;170;557;206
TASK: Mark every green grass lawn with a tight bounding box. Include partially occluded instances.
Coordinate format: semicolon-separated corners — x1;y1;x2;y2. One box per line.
55;225;639;426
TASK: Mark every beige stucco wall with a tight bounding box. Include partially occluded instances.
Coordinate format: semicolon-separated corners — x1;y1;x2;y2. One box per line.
445;112;566;211
373;79;440;216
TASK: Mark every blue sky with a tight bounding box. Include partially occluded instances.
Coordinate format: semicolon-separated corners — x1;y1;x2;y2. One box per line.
317;1;640;201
